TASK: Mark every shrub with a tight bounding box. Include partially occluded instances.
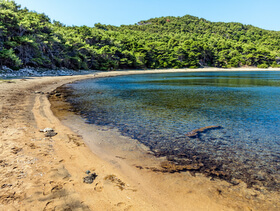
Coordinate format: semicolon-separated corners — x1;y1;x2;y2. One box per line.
257;64;269;68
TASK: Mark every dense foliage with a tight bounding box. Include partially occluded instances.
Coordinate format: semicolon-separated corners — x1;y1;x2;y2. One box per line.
1;0;280;70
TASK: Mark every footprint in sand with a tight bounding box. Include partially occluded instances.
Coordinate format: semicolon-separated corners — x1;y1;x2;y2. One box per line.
115;202;133;210
94;182;104;192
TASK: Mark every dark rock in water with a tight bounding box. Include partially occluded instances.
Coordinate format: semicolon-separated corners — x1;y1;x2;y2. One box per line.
254;172;266;181
158;161;203;173
83;173;98;184
186;126;222;138
231;179;240;186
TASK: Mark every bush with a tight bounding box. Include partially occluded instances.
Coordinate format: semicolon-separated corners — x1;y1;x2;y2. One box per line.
0;48;22;69
257;64;269;68
271;61;280;68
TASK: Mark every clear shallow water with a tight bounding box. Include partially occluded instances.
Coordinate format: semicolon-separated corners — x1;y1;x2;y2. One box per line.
63;71;280;189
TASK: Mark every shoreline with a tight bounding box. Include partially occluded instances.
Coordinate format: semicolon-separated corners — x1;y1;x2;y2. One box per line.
2;66;280;79
0;69;279;210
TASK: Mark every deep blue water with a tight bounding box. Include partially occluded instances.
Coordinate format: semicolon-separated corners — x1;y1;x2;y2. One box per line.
63;71;280;189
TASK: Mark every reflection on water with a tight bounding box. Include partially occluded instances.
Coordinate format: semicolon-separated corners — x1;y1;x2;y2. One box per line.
63;71;280;190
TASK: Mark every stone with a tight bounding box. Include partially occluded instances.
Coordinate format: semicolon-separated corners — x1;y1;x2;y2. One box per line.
40;128;57;137
40;128;54;133
45;131;57;137
83;173;97;184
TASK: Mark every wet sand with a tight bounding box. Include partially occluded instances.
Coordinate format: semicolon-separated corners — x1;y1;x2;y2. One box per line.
1;68;280;210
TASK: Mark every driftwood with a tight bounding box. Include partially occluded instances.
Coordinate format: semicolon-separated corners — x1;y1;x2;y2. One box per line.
186;126;222;138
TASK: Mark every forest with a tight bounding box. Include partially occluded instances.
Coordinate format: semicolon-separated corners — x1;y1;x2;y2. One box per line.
1;0;280;70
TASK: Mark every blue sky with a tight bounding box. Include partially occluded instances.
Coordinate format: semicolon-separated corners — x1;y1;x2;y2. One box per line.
13;0;280;31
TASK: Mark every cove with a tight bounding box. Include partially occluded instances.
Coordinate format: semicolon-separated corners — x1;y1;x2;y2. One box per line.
62;71;280;190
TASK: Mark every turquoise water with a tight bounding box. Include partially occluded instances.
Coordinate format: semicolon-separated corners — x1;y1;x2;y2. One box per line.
63;71;280;189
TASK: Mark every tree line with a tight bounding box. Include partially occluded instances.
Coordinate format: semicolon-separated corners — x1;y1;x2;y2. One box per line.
1;0;280;70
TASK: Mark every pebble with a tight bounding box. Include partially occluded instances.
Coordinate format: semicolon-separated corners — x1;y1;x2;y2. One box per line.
39;128;57;137
83;173;98;184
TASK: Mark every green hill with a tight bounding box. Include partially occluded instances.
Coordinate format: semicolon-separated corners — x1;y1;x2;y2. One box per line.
1;0;280;70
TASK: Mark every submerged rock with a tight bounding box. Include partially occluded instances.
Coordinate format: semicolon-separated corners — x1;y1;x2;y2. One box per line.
157;161;204;173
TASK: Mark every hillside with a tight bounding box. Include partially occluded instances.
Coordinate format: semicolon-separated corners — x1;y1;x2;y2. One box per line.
1;0;280;70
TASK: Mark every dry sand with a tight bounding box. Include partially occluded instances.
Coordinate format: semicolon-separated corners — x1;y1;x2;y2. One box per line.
0;68;280;211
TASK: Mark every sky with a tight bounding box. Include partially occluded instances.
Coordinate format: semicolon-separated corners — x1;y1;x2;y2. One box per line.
13;0;280;31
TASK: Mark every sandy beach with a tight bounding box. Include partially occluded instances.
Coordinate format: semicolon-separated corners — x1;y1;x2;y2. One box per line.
1;68;280;211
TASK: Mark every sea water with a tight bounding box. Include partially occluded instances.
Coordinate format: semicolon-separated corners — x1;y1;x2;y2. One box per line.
62;71;280;189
